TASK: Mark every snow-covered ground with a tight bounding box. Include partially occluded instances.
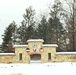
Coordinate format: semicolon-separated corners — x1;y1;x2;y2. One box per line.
0;62;76;75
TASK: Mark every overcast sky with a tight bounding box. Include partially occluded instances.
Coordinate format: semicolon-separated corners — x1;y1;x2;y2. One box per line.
0;0;54;44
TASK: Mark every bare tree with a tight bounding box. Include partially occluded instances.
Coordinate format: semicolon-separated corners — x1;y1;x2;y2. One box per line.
63;0;76;51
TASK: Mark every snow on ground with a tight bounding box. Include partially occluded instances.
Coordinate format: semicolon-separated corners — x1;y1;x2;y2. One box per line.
0;62;76;75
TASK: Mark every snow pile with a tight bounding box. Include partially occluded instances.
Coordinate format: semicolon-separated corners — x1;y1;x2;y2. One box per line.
0;62;76;75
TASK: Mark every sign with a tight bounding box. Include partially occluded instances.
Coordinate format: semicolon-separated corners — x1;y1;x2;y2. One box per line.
33;43;37;52
33;48;36;52
39;48;43;52
26;48;30;53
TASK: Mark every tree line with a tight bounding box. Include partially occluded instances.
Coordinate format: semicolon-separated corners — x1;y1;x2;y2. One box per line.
2;0;76;52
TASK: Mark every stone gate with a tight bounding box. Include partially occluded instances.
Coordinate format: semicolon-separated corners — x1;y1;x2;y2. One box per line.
0;39;76;63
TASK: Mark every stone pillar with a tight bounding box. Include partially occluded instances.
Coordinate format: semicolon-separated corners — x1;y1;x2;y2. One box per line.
27;39;44;53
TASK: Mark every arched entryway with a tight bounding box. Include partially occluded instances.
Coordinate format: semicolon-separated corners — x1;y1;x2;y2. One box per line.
30;54;41;63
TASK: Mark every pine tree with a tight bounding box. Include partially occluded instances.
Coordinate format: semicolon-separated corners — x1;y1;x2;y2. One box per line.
37;16;48;43
2;21;17;50
17;6;36;44
48;0;65;51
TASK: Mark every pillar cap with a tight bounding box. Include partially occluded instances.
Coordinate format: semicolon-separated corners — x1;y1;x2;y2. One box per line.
43;44;58;47
27;39;44;42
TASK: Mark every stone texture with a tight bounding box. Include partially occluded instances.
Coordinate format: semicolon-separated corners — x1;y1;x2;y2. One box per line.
0;39;76;63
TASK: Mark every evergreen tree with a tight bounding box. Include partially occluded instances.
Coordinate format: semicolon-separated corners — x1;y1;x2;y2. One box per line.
17;6;36;44
37;16;48;43
17;20;27;44
48;0;65;51
2;21;17;50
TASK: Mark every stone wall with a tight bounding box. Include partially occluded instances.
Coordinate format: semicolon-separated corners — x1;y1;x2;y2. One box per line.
41;45;56;63
0;39;76;64
53;52;76;62
14;45;30;63
27;39;43;53
0;53;15;63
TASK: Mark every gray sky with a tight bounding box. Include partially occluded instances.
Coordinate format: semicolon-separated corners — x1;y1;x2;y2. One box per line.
0;0;54;44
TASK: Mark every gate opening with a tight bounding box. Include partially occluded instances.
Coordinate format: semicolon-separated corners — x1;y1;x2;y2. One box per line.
30;54;41;60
